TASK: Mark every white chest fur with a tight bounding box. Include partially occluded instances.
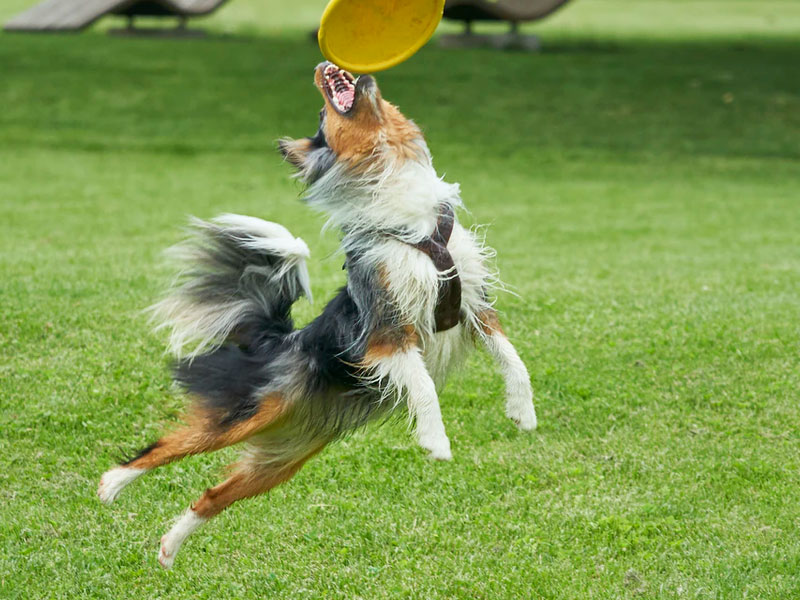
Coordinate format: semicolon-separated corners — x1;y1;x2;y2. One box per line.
369;221;495;387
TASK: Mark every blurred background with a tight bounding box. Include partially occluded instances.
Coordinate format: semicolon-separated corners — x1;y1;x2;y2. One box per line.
1;2;799;598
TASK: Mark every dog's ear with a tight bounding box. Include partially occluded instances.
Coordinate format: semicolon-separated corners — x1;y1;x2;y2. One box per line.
278;137;336;183
278;137;313;170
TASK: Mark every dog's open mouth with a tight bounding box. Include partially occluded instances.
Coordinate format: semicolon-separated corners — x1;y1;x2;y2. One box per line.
322;64;357;115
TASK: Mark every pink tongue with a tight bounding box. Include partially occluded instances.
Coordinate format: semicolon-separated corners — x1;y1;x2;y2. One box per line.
338;89;355;109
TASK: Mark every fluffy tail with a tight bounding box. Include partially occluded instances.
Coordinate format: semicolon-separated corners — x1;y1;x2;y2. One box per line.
150;214;311;358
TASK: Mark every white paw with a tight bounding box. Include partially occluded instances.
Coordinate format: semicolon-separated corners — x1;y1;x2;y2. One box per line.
97;467;144;504
506;397;537;431
418;432;452;461
158;535;176;570
157;510;206;569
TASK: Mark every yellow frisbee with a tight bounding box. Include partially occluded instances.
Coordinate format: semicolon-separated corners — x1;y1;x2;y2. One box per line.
318;0;445;73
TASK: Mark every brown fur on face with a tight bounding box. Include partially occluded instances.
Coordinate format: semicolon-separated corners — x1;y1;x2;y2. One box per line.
312;66;426;167
279;66;428;177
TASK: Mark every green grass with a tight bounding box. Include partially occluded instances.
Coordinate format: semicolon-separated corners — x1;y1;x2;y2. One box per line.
2;1;800;598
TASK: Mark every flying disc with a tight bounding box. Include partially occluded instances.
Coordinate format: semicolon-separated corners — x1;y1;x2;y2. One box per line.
318;0;445;73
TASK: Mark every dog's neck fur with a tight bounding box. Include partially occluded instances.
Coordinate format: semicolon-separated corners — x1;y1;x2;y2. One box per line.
304;150;462;254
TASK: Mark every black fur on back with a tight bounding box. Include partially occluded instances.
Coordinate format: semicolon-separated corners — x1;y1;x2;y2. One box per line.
174;254;400;437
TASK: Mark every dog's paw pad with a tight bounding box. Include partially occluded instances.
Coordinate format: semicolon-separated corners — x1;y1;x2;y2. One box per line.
97;477;113;504
428;446;453;461
507;401;537;431
158;535;175;570
97;472;122;504
419;434;452;461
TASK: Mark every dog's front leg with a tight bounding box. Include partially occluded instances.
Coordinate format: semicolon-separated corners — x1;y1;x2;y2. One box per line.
368;345;452;460
402;350;452;460
477;310;537;431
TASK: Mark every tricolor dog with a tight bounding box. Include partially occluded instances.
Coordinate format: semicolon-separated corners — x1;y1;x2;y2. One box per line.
98;62;537;569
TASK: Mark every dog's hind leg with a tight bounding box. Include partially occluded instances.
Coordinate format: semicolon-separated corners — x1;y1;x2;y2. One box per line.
97;394;287;504
157;440;325;569
475;310;537;431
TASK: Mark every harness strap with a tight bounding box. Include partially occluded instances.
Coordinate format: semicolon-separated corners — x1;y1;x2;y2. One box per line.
410;204;462;332
343;204;463;333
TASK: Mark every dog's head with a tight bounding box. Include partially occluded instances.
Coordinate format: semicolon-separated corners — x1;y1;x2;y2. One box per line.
279;63;427;184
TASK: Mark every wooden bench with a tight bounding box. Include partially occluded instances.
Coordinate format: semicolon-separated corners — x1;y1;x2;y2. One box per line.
441;0;572;50
4;0;229;34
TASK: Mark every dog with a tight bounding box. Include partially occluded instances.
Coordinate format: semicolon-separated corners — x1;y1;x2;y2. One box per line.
97;62;537;569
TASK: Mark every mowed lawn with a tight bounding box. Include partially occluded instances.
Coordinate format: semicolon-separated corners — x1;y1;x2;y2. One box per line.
1;1;800;598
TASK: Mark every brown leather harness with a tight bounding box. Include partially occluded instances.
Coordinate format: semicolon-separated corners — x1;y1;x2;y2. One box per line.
345;204;462;333
409;204;462;332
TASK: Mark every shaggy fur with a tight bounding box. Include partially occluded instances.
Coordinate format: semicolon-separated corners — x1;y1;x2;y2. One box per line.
98;62;537;569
